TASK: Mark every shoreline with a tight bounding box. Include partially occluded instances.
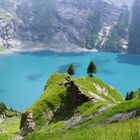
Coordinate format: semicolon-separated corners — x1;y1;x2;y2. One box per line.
0;46;98;55
1;46;140;56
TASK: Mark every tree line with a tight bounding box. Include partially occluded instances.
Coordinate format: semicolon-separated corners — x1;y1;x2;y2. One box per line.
125;91;135;101
67;61;97;77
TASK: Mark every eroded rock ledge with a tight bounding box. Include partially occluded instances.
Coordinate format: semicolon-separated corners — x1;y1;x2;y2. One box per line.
20;110;36;136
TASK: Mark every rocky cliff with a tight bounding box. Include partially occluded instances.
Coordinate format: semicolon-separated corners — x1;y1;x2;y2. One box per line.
0;0;139;54
0;0;21;51
128;0;140;54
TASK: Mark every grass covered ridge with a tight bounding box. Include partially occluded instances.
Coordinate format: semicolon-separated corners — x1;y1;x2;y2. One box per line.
28;73;68;124
75;76;124;103
29;73;124;124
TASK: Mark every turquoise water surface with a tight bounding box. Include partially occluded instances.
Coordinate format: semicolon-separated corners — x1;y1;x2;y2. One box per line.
0;51;140;111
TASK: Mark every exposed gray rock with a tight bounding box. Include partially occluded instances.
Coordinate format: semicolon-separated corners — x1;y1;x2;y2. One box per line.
0;115;6;124
64;76;95;105
0;0;20;50
64;106;140;129
52;76;93;121
64;104;112;129
20;110;36;137
90;108;140;127
105;108;140;123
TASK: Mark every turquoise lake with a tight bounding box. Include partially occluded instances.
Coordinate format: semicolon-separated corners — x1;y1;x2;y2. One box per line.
0;51;140;111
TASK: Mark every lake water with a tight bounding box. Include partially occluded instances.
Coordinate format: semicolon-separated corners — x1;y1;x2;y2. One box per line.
0;51;140;111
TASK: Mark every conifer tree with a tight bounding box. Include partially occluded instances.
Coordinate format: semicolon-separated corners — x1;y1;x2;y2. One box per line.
87;61;97;77
67;64;75;76
125;92;129;100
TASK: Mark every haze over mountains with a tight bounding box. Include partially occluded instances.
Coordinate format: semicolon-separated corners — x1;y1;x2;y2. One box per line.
0;0;140;54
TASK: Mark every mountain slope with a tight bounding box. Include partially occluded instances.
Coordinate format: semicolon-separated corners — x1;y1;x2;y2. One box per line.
1;0;140;54
0;0;133;53
0;0;20;51
0;102;20;140
26;73;123;125
17;73;140;140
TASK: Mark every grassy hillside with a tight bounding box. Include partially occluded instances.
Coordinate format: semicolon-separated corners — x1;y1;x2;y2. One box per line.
132;89;140;100
24;116;140;140
0;102;19;117
0;102;20;140
19;73;140;140
0;116;20;140
1;73;139;140
28;73;123;125
24;99;140;140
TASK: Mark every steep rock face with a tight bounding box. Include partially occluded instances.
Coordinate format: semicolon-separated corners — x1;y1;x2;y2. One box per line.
20;110;36;136
104;5;129;52
128;0;140;54
16;0;125;51
0;0;132;53
51;0;121;50
0;0;21;50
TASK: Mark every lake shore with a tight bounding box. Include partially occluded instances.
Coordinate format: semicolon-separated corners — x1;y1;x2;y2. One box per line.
0;41;98;55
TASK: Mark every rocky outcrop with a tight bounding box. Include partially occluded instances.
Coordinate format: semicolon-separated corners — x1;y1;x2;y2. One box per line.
52;76;94;120
20;110;36;136
64;76;92;106
64;104;112;129
65;107;140;129
95;108;140;126
0;115;6;124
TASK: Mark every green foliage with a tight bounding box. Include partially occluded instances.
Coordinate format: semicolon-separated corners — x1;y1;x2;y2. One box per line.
87;61;97;77
90;100;140;124
0;117;20;140
0;102;7;115
67;64;75;76
125;91;135;100
125;89;140;101
24;116;140;140
28;73;68;124
133;89;140;100
129;89;140;100
2;73;140;140
76;101;106;116
125;92;129;100
0;102;18;117
75;76;124;103
28;73;123;125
